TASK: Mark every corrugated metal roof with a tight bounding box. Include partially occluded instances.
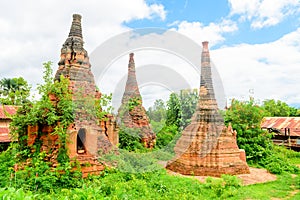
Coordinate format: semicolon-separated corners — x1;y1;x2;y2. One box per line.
0;127;11;142
0;105;18;142
0;105;18;119
261;117;300;137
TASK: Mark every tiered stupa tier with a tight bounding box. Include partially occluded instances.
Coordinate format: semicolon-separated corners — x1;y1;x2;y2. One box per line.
166;41;249;177
55;14;114;156
117;53;156;148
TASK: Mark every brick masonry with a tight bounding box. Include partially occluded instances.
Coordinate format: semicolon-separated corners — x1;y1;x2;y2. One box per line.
26;14;118;176
117;53;156;148
166;41;250;177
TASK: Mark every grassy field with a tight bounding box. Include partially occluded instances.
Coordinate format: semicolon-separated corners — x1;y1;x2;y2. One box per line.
0;162;299;199
0;146;299;200
0;170;299;199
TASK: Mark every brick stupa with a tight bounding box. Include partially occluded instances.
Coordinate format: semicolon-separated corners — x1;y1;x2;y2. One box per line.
117;53;156;148
56;14;116;157
166;41;249;177
25;14;118;177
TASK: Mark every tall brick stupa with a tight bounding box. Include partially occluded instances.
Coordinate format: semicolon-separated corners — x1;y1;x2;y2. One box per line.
166;41;249;177
56;14;116;157
117;53;156;148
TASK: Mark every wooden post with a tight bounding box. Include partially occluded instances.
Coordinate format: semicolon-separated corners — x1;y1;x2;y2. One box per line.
288;128;291;147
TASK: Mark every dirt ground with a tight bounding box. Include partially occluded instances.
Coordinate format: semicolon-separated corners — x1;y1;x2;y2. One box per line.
237;167;277;185
167;167;277;186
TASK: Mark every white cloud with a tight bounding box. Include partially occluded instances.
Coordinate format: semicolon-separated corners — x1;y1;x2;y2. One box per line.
228;0;300;28
211;28;300;105
148;4;166;21
171;19;238;47
1;0;300;109
90;29;205;110
0;0;166;88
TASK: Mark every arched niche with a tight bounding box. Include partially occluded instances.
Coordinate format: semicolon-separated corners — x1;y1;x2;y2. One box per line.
77;128;87;154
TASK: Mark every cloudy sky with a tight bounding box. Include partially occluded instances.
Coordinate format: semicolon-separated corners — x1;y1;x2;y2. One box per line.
0;0;300;109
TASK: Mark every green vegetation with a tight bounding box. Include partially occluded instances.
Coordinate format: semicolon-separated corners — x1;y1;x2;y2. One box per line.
3;62;83;192
118;126;146;152
128;96;142;111
147;99;166;122
0;62;115;193
225;98;272;163
10;62;74;160
165;93;182;128
2;143;300;199
0;77;31;105
164;89;198;129
1;65;300;198
117;96;146;151
0;162;300;199
146;89;198;151
225;98;299;174
232;173;299;200
262;99;300;117
155;124;178;149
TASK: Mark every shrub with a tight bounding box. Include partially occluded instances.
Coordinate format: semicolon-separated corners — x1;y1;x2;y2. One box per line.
118;126;146;152
259;147;300;174
155;124;178;149
0;147;16;188
295;175;300;189
204;175;242;198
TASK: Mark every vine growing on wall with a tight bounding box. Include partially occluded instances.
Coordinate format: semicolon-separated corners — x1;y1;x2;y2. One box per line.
1;61;116;191
116;96;146;151
10;61;75;163
5;62;85;191
128;96;142;111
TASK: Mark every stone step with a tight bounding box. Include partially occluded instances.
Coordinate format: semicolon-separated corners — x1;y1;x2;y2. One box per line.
76;155;97;161
81;164;105;178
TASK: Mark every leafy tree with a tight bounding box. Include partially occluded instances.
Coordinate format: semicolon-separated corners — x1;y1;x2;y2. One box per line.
6;62;84;191
10;61;75;160
147;99;166;122
165;89;198;129
2;61;118;191
118;126;145;152
225;98;273;162
0;77;31;105
165;93;181;128
147;89;198;149
178;89;198;128
226;98;300;174
155;124;178;149
0;78;16;95
262;99;299;117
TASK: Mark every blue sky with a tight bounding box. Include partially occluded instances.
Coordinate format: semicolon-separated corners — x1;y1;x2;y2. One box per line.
127;0;300;107
0;0;300;108
126;0;300;47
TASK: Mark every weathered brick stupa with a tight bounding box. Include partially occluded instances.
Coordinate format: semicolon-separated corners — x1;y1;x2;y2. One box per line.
117;53;156;148
55;14;117;157
166;41;249;177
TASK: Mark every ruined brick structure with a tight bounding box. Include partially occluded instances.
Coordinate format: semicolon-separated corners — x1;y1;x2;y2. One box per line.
55;14;118;157
27;14;118;177
166;41;249;177
117;53;156;148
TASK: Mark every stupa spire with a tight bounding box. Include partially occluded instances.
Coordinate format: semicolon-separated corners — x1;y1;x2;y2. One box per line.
56;14;89;81
200;41;215;100
197;41;220;115
121;53;141;103
55;14;115;155
117;53;156;148
129;52;134;63
166;41;249;177
68;14;83;38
